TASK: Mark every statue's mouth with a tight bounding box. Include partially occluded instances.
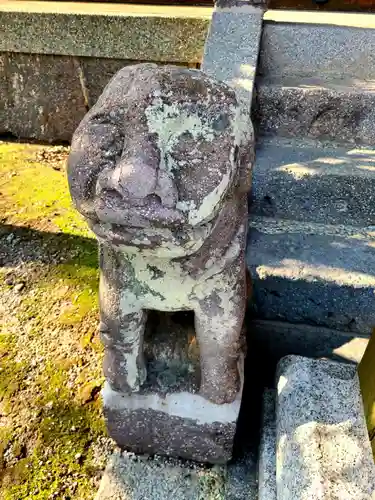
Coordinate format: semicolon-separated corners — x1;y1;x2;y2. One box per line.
88;219;200;255
88;193;217;251
93;196;186;230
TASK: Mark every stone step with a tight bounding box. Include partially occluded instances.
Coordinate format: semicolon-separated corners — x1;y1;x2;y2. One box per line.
250;137;375;227
258;355;375;500
253;77;375;145
247;217;375;335
260;10;375;81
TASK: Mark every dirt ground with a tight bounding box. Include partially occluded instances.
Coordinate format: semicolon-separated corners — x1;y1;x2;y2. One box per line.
0;142;116;500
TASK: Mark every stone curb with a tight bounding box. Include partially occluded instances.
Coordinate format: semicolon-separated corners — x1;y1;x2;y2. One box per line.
258;356;375;500
254;79;375;147
276;356;375;500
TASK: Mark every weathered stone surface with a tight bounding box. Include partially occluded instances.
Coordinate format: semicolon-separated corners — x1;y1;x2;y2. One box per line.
0;53;196;142
0;2;210;63
250;137;375;227
68;63;254;462
253;77;375;146
1;52;86;141
247;218;375;335
95;448;259;499
226;453;258;500
202;1;263;105
95;451;226;500
276;356;375;500
0;52;137;141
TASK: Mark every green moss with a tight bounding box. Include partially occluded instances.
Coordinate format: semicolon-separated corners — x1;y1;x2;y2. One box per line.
0;143;90;237
0;353;30;403
3;399;105;500
0;142;107;500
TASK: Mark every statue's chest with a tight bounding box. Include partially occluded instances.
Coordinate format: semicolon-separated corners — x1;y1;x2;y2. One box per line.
119;254;196;312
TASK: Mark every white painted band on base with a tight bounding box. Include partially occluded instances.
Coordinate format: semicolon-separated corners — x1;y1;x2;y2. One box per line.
102;382;241;426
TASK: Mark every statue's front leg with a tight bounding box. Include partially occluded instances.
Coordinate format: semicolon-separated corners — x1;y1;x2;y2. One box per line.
194;255;246;405
99;244;147;393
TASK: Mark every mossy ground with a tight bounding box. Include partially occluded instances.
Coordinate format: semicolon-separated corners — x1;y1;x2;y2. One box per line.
0;142;113;499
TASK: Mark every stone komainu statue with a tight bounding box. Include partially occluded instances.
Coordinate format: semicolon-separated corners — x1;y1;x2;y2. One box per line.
68;63;254;462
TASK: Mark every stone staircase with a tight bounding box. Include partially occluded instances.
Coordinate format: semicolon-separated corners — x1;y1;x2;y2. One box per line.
248;10;375;360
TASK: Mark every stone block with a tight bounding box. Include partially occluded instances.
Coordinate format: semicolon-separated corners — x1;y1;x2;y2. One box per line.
95;451;226;500
275;356;375;500
260;10;375;81
0;2;210;63
104;384;242;464
95;448;259;499
0;53;197;142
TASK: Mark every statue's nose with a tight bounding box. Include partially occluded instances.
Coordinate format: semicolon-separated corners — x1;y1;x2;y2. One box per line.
97;157;178;208
97;158;156;203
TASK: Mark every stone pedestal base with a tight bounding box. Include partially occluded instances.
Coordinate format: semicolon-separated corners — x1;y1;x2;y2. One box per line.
102;312;243;464
103;385;241;463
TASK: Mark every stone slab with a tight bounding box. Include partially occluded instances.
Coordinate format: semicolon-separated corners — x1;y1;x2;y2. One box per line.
95;449;259;500
247;217;375;335
253;77;375;146
250;137;375;226
94;451;226;500
276;355;375;500
0;1;210;63
258;389;276;500
260;10;375;81
202;1;264;105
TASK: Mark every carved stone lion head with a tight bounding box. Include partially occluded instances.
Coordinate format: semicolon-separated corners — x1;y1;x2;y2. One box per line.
68;63;253;258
